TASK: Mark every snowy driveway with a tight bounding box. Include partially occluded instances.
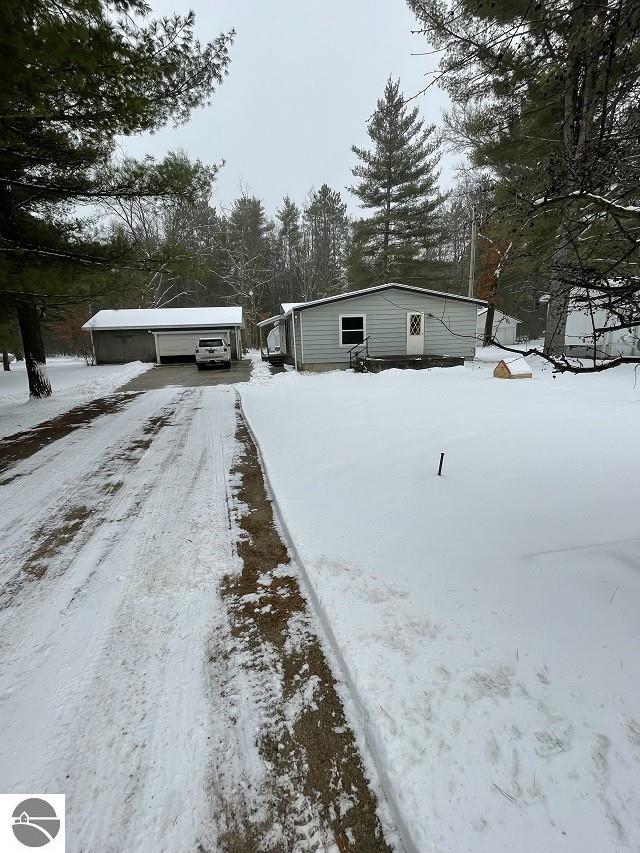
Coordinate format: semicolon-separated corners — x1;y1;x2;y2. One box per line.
120;359;253;391
0;378;394;852
0;386;240;850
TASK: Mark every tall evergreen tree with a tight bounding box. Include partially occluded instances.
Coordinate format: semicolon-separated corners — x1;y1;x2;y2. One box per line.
349;78;444;286
301;185;349;300
218;195;274;345
0;0;233;396
275;197;302;304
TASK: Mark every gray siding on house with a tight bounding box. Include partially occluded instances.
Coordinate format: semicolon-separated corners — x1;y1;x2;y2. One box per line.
298;288;478;366
92;329;156;364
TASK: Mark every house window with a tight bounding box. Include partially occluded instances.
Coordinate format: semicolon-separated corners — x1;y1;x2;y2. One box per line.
339;314;366;346
409;314;422;336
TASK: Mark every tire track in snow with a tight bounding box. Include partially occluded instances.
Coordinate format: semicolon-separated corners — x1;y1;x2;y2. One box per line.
0;387;240;853
0;387;180;559
0;391;142;476
0;394;186;610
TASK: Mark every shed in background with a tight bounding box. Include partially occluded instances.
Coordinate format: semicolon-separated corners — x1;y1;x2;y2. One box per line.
477;307;523;346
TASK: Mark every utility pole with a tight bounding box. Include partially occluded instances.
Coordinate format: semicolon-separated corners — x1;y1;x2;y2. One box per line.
468;205;476;298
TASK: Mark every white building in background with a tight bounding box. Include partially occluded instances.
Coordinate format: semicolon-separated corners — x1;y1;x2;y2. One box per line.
476;307;523;346
564;302;640;359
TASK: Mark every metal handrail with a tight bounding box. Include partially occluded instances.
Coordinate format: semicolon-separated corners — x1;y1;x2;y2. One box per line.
348;335;371;368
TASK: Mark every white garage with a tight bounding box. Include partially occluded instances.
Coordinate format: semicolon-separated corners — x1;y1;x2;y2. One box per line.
154;329;232;360
82;307;244;365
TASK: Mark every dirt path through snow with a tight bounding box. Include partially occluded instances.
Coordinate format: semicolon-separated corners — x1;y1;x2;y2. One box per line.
209;410;392;852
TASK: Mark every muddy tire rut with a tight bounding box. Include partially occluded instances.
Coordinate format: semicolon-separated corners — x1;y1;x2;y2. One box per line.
211;407;393;852
0;392;142;479
0;398;181;609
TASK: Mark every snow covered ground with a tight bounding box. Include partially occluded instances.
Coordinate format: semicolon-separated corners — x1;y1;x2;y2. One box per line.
240;352;640;852
0;387;241;851
0;361;394;852
0;357;152;438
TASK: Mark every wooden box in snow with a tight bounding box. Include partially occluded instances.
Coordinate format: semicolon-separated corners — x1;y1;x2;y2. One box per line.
493;357;532;379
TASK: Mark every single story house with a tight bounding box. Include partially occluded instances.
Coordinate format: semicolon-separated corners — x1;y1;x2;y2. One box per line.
82;307;244;365
476;307;522;346
259;283;485;371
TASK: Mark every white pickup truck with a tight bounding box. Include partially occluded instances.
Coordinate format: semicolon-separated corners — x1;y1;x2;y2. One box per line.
195;337;231;370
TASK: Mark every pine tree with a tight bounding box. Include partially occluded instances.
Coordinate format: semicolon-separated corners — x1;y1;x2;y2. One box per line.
0;0;233;396
275;197;302;303
218;195;274;345
301;185;349;300
349;78;443;286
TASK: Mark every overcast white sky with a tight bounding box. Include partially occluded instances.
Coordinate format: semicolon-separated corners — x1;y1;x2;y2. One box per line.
119;0;457;217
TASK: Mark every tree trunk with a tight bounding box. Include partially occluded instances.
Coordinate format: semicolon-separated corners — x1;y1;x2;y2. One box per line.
543;281;571;357
483;301;496;346
16;299;52;398
2;351;10;371
482;273;499;346
543;244;571;357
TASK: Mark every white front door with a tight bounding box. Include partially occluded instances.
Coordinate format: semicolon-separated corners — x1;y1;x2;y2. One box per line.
406;312;424;355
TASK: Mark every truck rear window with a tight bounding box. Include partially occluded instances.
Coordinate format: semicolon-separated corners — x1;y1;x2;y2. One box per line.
199;339;225;347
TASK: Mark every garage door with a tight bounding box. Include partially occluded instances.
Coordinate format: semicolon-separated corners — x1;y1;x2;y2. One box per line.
156;330;229;360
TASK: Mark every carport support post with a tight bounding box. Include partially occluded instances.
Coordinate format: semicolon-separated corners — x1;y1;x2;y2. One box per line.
292;313;298;370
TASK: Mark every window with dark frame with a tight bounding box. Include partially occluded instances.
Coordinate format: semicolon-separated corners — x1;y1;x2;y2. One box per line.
340;315;365;346
409;314;422;336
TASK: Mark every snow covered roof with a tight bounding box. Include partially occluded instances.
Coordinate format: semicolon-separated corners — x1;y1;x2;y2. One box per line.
497;356;532;376
477;307;522;323
82;307;244;331
280;284;485;316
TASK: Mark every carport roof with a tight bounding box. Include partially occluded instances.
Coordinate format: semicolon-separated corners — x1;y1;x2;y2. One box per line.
82;307;243;331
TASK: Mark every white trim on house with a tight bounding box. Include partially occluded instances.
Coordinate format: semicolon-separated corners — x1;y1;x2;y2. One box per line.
339;313;367;347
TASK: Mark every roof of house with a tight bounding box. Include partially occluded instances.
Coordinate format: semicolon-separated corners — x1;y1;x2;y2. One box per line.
477;307;522;323
280;283;486;316
82;307;244;331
